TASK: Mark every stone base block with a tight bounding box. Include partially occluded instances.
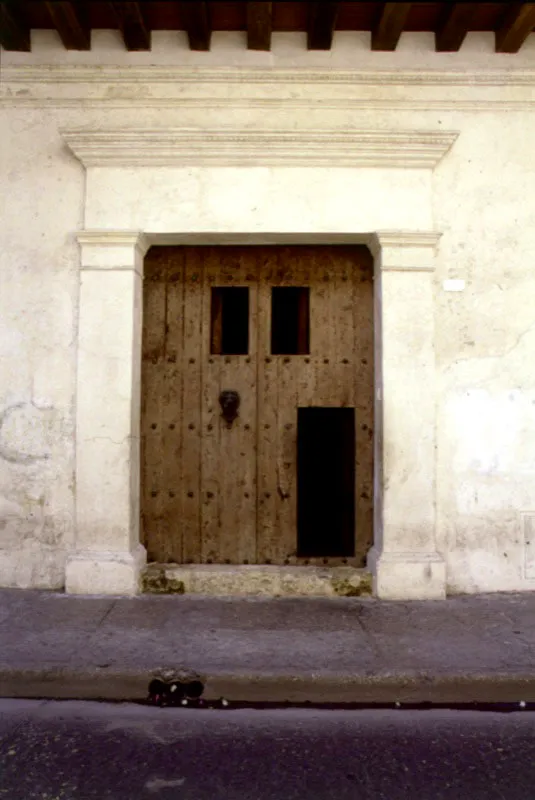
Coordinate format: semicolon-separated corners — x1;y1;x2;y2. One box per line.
143;563;373;597
0;547;66;590
367;548;446;600
65;544;146;596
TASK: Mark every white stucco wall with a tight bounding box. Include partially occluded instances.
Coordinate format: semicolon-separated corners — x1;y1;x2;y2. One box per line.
1;30;534;594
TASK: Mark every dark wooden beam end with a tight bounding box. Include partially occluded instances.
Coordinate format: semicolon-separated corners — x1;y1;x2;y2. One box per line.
247;1;272;51
307;1;339;50
495;2;535;53
0;0;30;51
109;1;150;50
180;1;211;51
45;1;90;50
435;3;478;52
372;2;411;51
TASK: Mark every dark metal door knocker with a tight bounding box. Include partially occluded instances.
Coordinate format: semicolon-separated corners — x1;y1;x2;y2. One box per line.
219;390;240;428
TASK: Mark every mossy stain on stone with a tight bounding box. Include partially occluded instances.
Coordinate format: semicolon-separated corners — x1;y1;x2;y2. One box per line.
331;572;372;597
143;568;185;595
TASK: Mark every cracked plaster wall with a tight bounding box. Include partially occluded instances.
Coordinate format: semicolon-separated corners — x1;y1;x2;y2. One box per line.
1;30;535;592
0;105;81;588
433;118;535;593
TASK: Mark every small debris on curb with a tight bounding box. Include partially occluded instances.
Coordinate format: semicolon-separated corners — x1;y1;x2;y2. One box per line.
147;678;206;708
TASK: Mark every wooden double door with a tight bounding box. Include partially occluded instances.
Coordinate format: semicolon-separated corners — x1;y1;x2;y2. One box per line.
141;245;374;566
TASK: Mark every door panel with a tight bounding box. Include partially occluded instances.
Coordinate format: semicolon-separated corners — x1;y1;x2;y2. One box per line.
141;245;374;566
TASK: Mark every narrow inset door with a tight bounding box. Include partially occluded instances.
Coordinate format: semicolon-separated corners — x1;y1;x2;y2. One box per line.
297;407;356;558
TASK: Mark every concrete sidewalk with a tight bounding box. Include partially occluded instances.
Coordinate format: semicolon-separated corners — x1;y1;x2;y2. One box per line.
1;589;534;704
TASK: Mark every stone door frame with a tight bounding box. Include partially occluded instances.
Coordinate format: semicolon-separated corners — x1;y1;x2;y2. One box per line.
62;124;453;599
66;228;444;600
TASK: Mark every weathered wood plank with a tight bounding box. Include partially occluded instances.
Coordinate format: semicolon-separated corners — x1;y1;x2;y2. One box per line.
108;1;150;50
0;1;30;51
435;3;478;52
307;1;339;50
217;248;257;564
495;3;535;53
141;248;174;563
272;247;304;563
180;247;203;563
179;0;211;51
247;1;272;50
141;249;166;363
199;247;222;564
44;1;90;50
141;362;169;561
162;250;185;562
313;248;335;407
238;250;259;563
353;248;375;565
371;2;411;51
331;249;355;409
256;249;279;563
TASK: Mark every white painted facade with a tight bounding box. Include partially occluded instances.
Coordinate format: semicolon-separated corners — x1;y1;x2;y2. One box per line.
1;30;534;598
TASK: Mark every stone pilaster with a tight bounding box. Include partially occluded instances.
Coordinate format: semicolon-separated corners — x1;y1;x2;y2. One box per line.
65;231;148;595
367;231;446;599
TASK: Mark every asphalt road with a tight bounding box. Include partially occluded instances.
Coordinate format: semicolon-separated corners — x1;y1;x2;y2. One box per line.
1;701;534;799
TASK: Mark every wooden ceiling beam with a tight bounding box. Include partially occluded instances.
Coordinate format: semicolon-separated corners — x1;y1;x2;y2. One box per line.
0;1;31;51
109;2;150;51
247;2;272;51
495;2;535;53
44;1;90;50
435;3;478;52
179;1;211;51
307;1;339;50
372;3;411;51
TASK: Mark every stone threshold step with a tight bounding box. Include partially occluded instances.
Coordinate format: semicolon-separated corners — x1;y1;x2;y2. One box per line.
142;563;372;597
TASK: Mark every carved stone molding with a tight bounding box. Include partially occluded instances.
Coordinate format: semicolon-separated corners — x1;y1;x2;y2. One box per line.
5;65;535;86
62;127;458;169
371;230;442;271
76;230;149;270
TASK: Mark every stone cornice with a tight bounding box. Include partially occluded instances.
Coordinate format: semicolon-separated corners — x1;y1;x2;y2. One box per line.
3;66;534;111
370;231;442;271
4;65;535;86
62;127;458;169
76;230;150;269
374;231;443;249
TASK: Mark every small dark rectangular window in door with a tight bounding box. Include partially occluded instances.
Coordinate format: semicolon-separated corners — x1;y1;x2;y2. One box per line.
297;407;355;558
211;287;249;355
271;287;310;355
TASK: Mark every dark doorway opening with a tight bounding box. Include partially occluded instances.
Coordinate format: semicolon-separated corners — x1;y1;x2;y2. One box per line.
271;286;310;355
211;286;249;355
297;407;355;558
